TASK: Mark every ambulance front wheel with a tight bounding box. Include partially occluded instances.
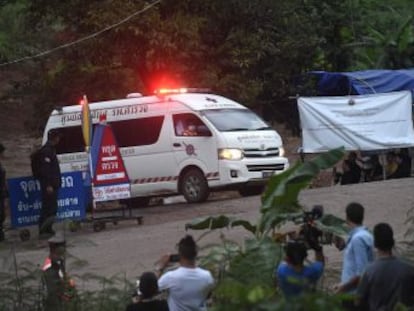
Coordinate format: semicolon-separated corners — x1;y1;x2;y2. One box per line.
180;168;209;203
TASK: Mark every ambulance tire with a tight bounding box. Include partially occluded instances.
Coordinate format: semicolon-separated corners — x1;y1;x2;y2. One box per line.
180;169;209;203
238;185;264;197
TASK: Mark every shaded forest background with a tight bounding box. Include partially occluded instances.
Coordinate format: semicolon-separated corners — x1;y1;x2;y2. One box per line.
1;0;414;136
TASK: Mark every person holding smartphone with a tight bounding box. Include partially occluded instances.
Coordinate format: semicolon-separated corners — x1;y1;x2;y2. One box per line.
156;235;214;311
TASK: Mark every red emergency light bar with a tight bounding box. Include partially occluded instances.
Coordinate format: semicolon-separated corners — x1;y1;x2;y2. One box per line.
154;87;211;96
154;88;188;95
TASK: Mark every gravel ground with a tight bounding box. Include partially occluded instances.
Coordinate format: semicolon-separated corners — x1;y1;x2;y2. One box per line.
1;134;413;292
1;177;413;292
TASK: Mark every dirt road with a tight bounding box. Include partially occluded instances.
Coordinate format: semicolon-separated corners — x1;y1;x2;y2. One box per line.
1;177;413;291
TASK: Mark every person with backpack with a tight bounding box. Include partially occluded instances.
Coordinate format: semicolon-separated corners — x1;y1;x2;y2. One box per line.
34;129;62;239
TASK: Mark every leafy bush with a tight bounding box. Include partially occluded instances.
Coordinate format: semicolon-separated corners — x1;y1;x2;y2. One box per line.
187;148;348;310
1;148;351;310
0;246;134;311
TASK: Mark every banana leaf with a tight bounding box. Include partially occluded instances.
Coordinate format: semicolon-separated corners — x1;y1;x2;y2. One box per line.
315;214;349;237
186;216;257;235
259;148;345;234
261;147;345;212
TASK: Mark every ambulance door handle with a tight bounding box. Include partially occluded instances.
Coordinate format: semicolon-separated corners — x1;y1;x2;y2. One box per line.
173;143;181;147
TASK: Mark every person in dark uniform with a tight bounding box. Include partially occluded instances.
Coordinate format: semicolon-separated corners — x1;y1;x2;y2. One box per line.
0;143;7;241
42;233;76;311
38;129;62;238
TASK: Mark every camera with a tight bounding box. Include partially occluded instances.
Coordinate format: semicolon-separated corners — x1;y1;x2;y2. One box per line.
296;205;333;249
169;254;180;262
273;205;337;250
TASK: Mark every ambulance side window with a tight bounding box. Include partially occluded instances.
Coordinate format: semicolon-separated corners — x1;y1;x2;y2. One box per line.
111;116;164;147
55;126;85;154
173;114;211;137
54;115;164;154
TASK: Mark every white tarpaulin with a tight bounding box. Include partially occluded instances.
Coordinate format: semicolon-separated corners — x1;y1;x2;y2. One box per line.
298;91;414;153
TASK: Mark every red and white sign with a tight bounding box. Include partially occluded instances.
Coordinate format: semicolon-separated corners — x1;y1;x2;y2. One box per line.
93;126;129;185
92;184;130;202
91;124;130;201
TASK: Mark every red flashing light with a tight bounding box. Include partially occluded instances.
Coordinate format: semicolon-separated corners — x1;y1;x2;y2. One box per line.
154;88;188;95
79;95;88;106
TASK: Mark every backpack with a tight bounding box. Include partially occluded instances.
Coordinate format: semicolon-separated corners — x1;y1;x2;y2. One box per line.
30;147;44;180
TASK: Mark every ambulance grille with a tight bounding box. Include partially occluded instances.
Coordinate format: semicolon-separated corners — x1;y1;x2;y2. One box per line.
243;147;279;158
247;164;286;172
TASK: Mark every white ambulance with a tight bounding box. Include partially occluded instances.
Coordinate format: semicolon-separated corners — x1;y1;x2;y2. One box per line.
43;89;289;205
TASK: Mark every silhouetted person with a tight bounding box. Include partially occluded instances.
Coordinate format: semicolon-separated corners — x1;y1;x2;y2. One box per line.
357;223;414;310
38;129;62;238
385;151;399;179
390;148;412;178
126;271;168;311
334;160;361;185
347;152;362;182
367;154;383;181
0;143;7;241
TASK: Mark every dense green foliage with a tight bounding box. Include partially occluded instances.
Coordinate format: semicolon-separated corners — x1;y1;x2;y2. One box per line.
187;148;348;310
1;149;413;310
0;256;134;311
0;148;346;310
1;0;414;133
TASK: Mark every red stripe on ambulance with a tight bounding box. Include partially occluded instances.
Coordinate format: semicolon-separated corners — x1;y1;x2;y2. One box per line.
132;172;219;184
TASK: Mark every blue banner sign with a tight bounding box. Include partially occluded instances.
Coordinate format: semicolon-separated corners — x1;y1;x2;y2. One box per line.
7;171;87;228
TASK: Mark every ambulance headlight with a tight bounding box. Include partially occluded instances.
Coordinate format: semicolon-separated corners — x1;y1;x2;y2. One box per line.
279;146;285;157
218;148;244;160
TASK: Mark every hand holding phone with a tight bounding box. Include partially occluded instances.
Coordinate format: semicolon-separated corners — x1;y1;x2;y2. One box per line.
169;254;180;262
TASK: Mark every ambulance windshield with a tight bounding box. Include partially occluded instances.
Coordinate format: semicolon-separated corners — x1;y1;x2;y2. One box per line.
202;109;271;132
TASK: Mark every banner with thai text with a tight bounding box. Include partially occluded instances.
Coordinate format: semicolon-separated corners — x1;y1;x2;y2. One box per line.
7;171;87;228
298;91;414;152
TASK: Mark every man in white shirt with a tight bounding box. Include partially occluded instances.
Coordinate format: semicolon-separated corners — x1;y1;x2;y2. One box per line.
156;235;214;311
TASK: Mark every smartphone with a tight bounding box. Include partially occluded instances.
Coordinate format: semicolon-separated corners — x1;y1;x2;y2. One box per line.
169;254;180;262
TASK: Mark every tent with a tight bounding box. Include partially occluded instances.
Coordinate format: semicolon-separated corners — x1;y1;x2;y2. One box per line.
299;69;414;152
309;69;414;96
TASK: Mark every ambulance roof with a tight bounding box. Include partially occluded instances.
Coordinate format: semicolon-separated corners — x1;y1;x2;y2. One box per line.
51;93;246;115
167;93;246;111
